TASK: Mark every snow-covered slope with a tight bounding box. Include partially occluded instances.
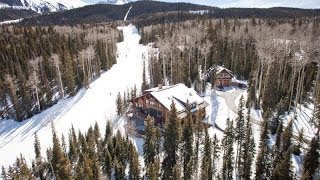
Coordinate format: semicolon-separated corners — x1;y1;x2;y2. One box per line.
0;0;87;13
0;24;149;168
97;0;131;5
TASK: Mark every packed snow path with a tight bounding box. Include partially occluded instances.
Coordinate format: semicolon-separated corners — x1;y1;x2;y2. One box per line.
0;24;148;168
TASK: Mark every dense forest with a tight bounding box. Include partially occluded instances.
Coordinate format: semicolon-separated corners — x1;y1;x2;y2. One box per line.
0;24;120;121
0;8;38;22
1;98;319;179
140;17;320;127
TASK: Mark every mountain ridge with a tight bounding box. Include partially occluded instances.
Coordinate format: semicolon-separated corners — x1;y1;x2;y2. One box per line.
0;0;87;13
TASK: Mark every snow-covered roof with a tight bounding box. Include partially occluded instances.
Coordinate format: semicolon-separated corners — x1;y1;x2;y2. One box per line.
149;83;208;115
144;85;170;92
216;66;234;77
205;65;234;79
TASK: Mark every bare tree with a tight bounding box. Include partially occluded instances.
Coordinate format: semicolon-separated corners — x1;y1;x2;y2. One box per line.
29;57;43;112
51;54;64;99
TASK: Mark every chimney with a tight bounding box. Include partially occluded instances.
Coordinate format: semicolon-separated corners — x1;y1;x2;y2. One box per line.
158;84;163;90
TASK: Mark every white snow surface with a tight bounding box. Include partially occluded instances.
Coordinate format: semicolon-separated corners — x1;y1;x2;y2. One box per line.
150;83;205;113
0;18;23;25
0;0;87;13
0;24;148;168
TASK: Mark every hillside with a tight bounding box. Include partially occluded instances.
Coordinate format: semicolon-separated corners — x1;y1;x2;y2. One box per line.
17;1;320;26
19;1;216;25
0;8;38;21
0;0;87;13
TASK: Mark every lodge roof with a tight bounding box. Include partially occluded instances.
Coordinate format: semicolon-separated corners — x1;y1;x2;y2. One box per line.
146;83;208;115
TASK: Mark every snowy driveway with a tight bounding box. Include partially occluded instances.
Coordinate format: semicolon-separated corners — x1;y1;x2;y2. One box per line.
217;88;245;114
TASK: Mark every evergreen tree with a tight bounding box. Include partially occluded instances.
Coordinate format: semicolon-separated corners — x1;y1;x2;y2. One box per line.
212;134;220;178
116;92;123;116
201;128;213;180
281;120;293;153
146;158;160;180
181;102;194;180
255;119;271;179
301;136;319;178
144;115;157;167
102;148;112;177
129;144;140;180
61;49;75;96
104;121;112;145
222;118;234;180
194;112;203;177
33;133;45;180
114;158;125;180
50;124;72;180
68;125;78;163
271;149;292;179
14;155;33;179
162;101;181;179
141;61;148;92
241;110;255;179
235;95;245;177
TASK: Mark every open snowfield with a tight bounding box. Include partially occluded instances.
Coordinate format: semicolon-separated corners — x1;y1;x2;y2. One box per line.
0;24;148;168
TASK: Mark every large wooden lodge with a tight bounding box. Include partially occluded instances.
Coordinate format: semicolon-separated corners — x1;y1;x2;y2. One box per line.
130;83;208;126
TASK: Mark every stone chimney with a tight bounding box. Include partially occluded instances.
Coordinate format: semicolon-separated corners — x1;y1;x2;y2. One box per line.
158;84;163;90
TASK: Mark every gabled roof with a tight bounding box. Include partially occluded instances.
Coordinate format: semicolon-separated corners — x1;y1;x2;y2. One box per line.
216;66;234;78
148;83;207;114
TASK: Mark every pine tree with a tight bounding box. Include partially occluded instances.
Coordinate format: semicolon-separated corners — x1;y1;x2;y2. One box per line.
68;125;78;163
222;118;234;180
129;144;140;180
241;110;255;179
194;111;204;177
104;121;112;145
162;101;181;179
102;148;112;177
144;115;157;167
271;149;292;179
50;124;72;180
281;120;293;153
116;92;123;116
235;95;245;177
141;61;148;92
201;128;213;180
61;134;67;155
114;158;125;180
212;134;220;178
255;119;271;179
14;155;33;179
302;136;319;178
182;101;194;180
82;154;94;179
33;133;45;180
146;158;160;180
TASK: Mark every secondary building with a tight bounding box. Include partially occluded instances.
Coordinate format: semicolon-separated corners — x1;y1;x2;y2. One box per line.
130;83;209;127
214;66;234;87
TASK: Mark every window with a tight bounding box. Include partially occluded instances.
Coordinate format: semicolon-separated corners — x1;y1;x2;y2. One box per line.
190;103;197;109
